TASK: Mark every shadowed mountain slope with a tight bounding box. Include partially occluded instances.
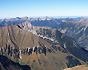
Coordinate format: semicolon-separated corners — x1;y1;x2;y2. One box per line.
0;55;31;70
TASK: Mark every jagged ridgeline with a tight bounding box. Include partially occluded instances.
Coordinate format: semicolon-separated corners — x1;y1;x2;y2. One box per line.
0;22;88;70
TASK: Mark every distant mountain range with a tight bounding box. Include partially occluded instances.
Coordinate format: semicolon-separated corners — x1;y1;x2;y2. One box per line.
0;16;80;27
55;18;88;49
0;21;88;70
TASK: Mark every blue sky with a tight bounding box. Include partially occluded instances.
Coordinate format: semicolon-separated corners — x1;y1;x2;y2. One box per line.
0;0;88;18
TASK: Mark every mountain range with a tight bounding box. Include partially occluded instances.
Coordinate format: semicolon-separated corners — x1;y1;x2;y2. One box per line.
0;19;88;70
0;16;79;27
56;18;88;49
1;17;88;49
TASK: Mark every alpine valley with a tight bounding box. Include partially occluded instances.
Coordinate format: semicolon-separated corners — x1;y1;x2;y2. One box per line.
0;17;88;70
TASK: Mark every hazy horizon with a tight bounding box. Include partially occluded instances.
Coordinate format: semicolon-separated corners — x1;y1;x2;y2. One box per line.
1;16;88;19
